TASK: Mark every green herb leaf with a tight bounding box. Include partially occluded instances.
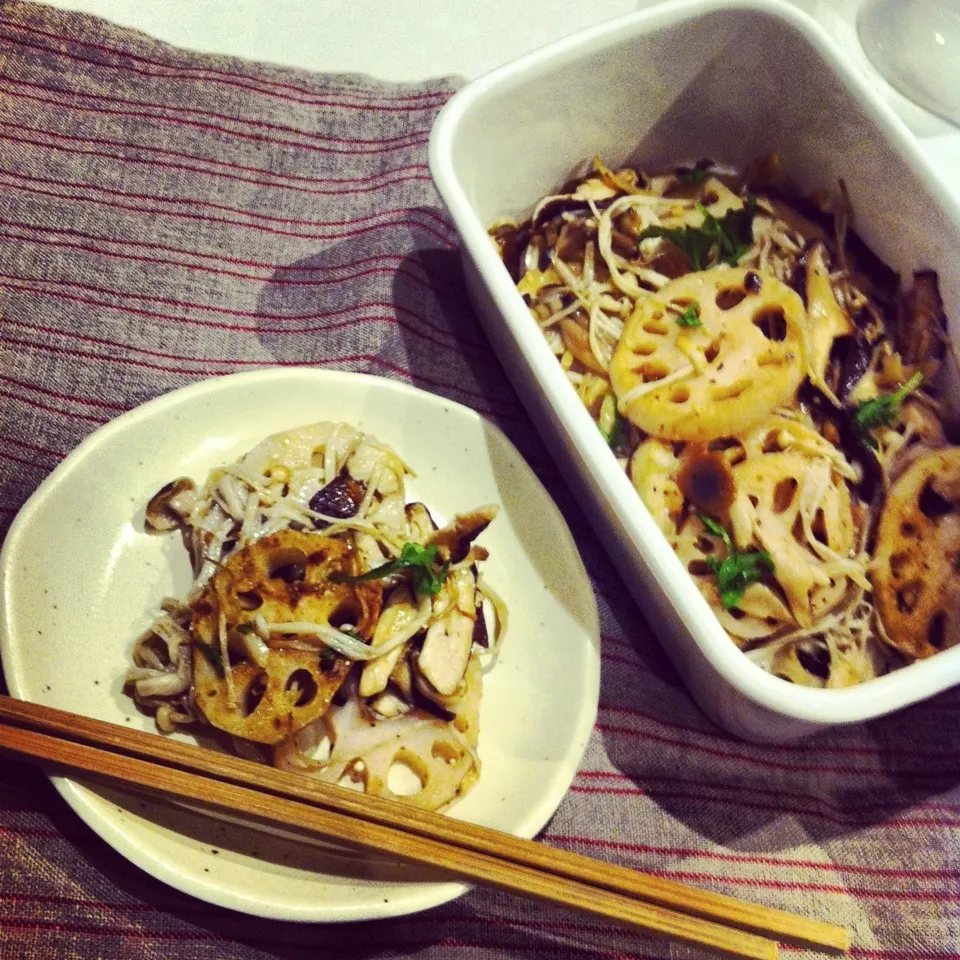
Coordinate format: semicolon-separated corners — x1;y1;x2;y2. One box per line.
675;303;702;328
331;542;450;597
639;195;756;270
698;513;774;610
676;161;712;185
194;638;224;677
600;405;629;450
853;372;923;449
697;512;730;544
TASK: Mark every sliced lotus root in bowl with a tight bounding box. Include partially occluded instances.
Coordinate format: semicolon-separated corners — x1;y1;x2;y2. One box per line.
871;447;960;659
729;450;857;627
194;647;351;745
191;529;382;743
316;655;483;811
609;266;807;441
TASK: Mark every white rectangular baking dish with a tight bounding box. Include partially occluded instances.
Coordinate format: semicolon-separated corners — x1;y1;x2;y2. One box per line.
429;0;960;741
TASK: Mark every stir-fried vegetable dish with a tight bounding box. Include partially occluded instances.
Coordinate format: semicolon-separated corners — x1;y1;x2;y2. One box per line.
126;422;505;810
489;154;958;686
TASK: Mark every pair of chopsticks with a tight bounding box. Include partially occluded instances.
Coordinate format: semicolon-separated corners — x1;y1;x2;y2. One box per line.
0;696;847;959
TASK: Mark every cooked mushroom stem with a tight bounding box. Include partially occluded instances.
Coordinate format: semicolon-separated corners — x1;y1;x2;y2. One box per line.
145;477;197;532
418;568;477;696
428;505;499;563
358;585;418;698
805;242;854;386
405;502;439;544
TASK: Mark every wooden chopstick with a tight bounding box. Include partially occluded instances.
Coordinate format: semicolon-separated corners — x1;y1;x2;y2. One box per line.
0;696;848;958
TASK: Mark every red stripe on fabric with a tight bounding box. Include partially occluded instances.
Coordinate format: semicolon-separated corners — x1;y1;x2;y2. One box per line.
547;835;960;880
1;20;451;110
593;722;960;778
0;372;127;413
0;436;64;461
0;76;431;157
0;215;468;303
846;951;960;960
0;920;659;960
597;703;960;762
0;168;458;249
0;449;51;471
0;158;453;237
568;785;960;830
0;118;433;194
0;274;472;347
631;871;954;901
575;770;960;817
0;336;518;422
0;70;435;146
0;321;507;416
0;225;470;320
0;824;63;840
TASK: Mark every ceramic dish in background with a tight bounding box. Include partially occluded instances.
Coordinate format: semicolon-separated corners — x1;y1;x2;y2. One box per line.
430;0;960;742
0;369;601;921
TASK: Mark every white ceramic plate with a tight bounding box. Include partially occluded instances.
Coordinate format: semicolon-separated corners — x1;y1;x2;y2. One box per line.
0;369;600;922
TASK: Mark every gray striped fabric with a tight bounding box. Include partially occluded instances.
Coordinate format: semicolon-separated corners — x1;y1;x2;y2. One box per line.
0;2;958;958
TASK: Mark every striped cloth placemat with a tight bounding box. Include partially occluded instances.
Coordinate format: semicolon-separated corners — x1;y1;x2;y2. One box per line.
0;2;958;957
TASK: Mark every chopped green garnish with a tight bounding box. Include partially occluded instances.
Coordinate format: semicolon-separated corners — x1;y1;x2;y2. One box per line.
675;303;702;328
853;372;923;449
194;638;224;677
331;542;450;597
598;394;629;449
640;195;756;270
697;512;774;610
676;161;712;185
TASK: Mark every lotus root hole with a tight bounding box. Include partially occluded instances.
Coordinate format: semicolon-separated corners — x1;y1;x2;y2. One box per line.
711;378;751;402
236;591;263;610
642;318;669;336
285;668;318;707
243;674;268;717
670;386;690;405
431;740;465;766
901;521;918;537
752;307;787;341
773;478;798;513
918;481;953;519
811;509;828;544
687;559;713;577
889;552;909;579
715;288;747;310
928;612;947;650
337;760;368;792
267;547;309;582
328;599;362;630
703;342;721;363
756;350;786;368
386;751;427;796
637;363;670;384
895;581;923;614
634;341;657;356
